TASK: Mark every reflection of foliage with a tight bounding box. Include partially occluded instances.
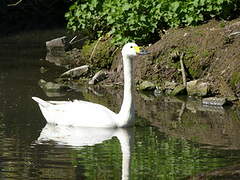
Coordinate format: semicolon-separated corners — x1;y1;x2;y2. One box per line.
71;138;122;179
132;127;240;179
71;127;236;179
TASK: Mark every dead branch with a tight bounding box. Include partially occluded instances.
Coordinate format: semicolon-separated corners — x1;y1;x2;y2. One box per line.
7;0;23;6
111;47;119;57
177;102;186;121
69;36;88;45
89;36;102;63
69;36;77;44
180;53;187;87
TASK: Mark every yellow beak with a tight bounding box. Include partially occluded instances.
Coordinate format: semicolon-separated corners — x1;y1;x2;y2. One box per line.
134;46;149;55
133;46;141;53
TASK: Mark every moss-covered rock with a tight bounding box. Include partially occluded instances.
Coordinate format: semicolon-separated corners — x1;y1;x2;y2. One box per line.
139;81;156;91
39;79;69;92
187;80;209;97
170;85;186;96
76;38;117;73
230;72;240;88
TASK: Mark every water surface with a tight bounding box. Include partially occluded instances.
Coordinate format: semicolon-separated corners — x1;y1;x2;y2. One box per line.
0;30;240;179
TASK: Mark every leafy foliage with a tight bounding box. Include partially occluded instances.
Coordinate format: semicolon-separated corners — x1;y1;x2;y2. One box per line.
65;0;238;45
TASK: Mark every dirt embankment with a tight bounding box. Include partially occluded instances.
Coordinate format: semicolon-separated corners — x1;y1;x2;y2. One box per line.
109;18;240;99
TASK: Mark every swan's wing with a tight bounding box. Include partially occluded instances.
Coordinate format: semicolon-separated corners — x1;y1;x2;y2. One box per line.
32;97;117;127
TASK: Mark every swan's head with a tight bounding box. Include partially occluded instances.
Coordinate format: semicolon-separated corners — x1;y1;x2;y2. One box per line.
122;43;148;58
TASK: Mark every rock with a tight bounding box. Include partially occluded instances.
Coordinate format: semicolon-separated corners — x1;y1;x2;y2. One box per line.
60;65;89;78
202;97;227;106
165;89;173;95
40;67;48;73
45;37;72;66
88;70;108;85
186;98;225;113
171;84;186;96
226;96;238;102
38;79;69;92
139;91;155;101
162;81;178;95
164;81;177;90
187;80;209;97
38;79;47;89
44;82;64;92
139;81;156;91
154;86;163;96
45;54;71;66
46;36;68;55
44;91;66;98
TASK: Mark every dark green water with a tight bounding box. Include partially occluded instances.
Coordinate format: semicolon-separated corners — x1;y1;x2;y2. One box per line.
1;30;240;180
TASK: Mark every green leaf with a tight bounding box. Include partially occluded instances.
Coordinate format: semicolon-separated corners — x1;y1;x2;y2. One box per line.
171;1;180;12
140;15;146;22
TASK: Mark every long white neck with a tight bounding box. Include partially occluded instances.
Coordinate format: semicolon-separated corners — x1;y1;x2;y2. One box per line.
117;55;135;127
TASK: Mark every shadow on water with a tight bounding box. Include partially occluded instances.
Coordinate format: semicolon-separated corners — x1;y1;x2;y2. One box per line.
0;29;240;179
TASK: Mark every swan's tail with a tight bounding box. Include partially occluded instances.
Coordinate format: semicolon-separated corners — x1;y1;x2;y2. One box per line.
32;97;50;108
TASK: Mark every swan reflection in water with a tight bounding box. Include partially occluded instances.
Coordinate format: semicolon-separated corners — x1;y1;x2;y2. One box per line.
36;123;133;180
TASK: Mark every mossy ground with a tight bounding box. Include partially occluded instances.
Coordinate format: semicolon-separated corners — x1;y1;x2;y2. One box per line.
67;37;117;77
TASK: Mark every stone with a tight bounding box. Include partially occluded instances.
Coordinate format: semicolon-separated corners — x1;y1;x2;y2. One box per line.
202;97;227;106
44;82;63;92
45;37;73;66
40;67;48;73
38;79;47;89
171;84;186;96
164;81;177;90
60;65;89;78
165;89;173;95
139;81;156;91
161;81;178;95
45;54;71;66
154;86;163;96
46;36;68;55
38;79;68;92
89;70;108;85
187;80;209;97
226;96;238;102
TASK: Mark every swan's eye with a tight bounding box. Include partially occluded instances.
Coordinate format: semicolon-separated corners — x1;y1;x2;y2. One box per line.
130;46;133;48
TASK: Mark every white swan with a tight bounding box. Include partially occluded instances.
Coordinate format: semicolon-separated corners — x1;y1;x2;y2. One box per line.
36;124;133;180
32;43;148;128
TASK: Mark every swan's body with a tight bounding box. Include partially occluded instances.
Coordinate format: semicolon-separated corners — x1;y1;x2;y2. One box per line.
32;43;147;128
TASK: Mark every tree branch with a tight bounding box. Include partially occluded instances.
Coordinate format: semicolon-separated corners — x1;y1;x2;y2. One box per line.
89;36;102;63
7;0;23;6
180;53;187;88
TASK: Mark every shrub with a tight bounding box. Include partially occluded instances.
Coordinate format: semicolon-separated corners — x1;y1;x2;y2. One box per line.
65;0;238;45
